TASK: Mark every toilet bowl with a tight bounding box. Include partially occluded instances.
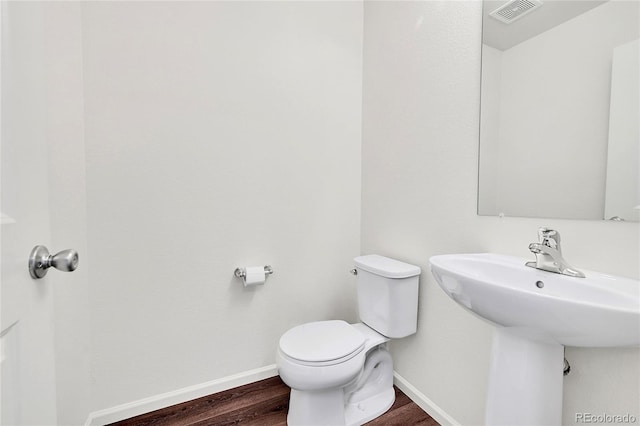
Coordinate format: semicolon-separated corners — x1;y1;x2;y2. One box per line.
277;321;393;426
277;320;367;391
276;255;421;426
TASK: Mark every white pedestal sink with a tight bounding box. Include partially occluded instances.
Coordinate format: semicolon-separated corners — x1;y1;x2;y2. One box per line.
429;253;640;426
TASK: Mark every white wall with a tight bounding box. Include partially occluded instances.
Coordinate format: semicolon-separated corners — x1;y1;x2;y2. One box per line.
480;1;639;220
80;1;363;412
362;1;639;425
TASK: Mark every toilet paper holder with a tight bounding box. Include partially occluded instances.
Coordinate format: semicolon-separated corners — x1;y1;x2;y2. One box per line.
234;265;274;279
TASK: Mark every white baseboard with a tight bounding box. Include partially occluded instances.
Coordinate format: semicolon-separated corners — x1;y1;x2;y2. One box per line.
84;365;456;426
84;364;278;426
393;371;461;426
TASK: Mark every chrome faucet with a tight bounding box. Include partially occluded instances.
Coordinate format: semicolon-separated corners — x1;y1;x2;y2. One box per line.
525;228;585;278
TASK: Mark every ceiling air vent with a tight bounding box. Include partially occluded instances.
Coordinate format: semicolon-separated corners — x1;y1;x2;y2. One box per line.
489;0;543;24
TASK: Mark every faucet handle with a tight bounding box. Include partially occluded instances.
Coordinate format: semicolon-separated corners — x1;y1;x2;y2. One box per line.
538;227;560;248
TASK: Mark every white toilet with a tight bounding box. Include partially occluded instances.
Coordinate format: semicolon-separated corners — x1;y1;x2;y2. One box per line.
276;254;420;426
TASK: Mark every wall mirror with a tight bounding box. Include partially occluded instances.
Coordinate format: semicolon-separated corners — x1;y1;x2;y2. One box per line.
478;0;639;221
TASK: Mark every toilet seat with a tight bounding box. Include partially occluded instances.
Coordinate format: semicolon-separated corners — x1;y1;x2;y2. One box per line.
279;320;365;366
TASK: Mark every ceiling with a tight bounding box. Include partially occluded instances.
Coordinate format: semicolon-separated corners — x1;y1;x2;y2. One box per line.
483;0;608;50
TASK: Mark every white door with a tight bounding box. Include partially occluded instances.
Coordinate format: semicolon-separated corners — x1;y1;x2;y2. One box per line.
1;2;59;424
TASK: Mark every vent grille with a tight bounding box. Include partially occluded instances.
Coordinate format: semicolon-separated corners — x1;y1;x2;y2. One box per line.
489;0;543;24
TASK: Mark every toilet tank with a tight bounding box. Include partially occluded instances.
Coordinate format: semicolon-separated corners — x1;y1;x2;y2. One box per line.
354;255;421;338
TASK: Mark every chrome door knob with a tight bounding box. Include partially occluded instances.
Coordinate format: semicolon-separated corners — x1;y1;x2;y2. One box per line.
50;249;79;272
29;245;79;279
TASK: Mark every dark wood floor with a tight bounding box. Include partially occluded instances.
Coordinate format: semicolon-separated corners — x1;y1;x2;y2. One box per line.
109;376;439;426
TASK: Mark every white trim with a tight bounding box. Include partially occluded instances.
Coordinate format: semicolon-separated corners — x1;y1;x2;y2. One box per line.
393;371;461;426
83;366;458;426
84;364;278;426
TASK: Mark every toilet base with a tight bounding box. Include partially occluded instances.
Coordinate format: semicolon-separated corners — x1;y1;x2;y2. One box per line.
345;387;395;426
287;388;346;426
286;386;395;426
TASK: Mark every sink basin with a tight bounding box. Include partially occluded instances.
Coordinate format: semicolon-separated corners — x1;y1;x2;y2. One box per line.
430;253;640;347
430;252;640;426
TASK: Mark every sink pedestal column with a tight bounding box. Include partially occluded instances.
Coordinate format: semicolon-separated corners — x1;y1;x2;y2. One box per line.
485;327;564;426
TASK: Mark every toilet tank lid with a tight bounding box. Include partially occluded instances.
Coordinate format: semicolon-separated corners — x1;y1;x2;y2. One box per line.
354;255;421;278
